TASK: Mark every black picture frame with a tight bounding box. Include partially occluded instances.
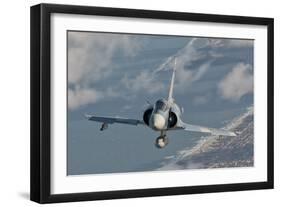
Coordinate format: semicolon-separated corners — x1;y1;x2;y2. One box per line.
30;3;274;204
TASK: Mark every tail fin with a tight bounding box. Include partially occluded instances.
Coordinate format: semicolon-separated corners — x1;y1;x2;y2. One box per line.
168;58;177;103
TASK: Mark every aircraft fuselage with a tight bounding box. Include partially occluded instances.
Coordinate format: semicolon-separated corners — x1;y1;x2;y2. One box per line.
145;98;182;132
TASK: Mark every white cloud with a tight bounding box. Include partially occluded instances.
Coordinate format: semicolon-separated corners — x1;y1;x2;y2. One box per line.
218;63;253;101
68;32;141;85
67;32;142;110
67;33;253;110
68;87;102;110
176;60;212;90
121;71;164;94
155;38;215;92
207;39;253;48
192;94;210;105
130;38;214;95
227;39;253;48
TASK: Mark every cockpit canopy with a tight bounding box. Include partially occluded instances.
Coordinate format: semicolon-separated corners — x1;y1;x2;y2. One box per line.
155;99;168;112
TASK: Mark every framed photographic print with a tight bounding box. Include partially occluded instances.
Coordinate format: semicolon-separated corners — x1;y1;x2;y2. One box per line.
30;3;274;203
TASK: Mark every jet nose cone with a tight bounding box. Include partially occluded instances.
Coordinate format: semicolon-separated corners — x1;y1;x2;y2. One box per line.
152;114;165;130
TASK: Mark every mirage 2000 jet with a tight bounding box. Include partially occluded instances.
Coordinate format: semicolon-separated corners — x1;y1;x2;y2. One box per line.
85;59;236;149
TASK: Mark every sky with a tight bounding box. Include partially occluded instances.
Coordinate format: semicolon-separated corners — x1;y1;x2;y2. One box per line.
67;31;254;175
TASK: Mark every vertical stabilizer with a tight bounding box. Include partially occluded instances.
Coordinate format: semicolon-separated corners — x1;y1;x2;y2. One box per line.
168;58;177;103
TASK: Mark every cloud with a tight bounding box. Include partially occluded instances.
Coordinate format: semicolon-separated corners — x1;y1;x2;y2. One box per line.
68;87;102;110
67;33;253;109
121;105;133;112
67;32;142;110
192;94;210;105
207;39;253;48
227;39;253;48
120;37;213;96
155;38;215;92
218;63;253;101
127;38;214;95
68;32;141;85
121;71;164;94
176;60;212;91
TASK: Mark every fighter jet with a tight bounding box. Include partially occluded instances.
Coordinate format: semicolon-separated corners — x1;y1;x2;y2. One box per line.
85;59;236;149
